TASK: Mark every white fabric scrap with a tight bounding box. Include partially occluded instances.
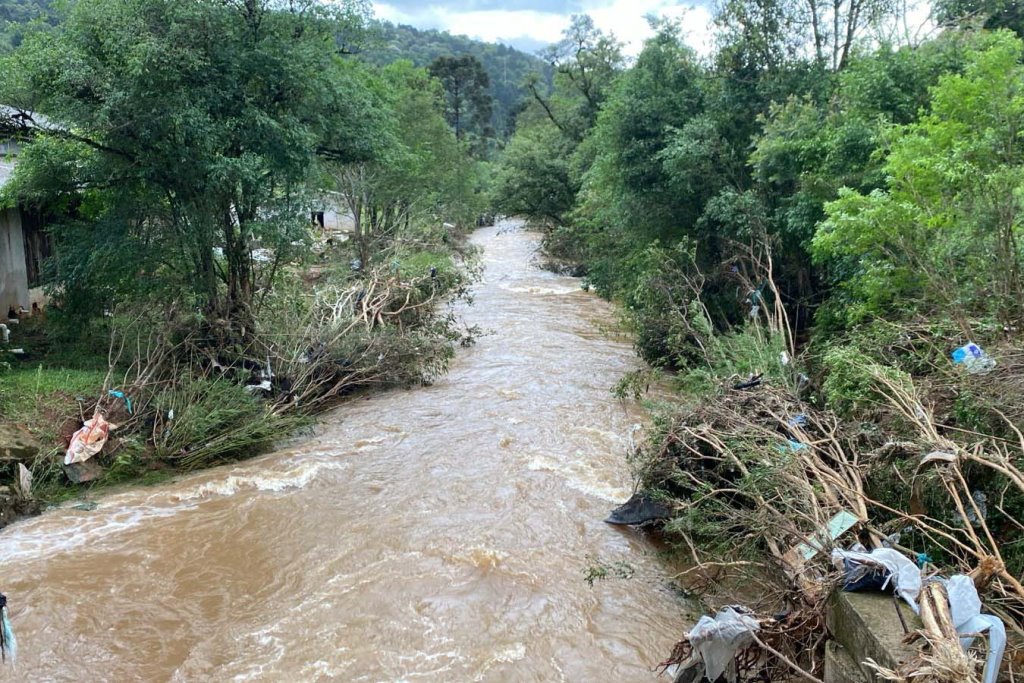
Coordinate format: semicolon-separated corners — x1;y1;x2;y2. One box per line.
688;607;761;682
16;464;31;498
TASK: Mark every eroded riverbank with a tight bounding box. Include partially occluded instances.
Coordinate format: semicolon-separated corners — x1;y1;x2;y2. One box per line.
0;220;689;681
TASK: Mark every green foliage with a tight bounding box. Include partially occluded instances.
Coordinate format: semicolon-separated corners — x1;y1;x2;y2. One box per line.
0;0;56;53
820;345;914;418
0;0;384;321
936;0;1024;36
359;20;550;140
582;555;635;587
814;31;1024;325
330;60;484;267
428;54;494;146
152;378;305;469
491;122;578;223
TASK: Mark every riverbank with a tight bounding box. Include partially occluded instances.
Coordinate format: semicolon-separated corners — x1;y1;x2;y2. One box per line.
0;220;691;680
0;233;478;528
546;236;1024;676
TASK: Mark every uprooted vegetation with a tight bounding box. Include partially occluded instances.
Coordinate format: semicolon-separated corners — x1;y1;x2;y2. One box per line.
0;238;479;507
620;265;1024;681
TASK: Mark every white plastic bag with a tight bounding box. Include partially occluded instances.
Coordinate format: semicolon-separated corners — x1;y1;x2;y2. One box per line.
64;413;111;465
945;575;1006;683
16;463;31;498
831;548;922;610
688;607;761;682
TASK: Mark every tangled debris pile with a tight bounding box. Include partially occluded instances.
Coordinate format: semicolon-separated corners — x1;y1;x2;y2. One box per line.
7;255;474;499
633;362;1024;682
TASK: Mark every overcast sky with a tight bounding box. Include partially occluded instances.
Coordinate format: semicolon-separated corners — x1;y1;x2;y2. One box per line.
371;0;717;56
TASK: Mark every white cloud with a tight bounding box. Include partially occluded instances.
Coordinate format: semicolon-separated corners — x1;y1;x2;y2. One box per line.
372;1;716;56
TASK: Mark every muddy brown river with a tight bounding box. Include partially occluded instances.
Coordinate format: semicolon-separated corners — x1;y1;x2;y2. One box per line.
0;220;690;681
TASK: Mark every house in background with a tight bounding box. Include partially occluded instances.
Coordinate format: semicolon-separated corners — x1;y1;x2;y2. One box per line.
0;135;51;315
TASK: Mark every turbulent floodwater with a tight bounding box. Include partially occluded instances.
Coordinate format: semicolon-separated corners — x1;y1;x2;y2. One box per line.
0;220;691;682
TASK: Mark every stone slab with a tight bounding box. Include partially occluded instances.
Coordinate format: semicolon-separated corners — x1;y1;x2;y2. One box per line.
827;590;922;681
825;640;868;683
0;422;40;462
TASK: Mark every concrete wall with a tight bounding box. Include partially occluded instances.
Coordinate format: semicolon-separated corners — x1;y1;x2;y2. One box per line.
0;206;28;314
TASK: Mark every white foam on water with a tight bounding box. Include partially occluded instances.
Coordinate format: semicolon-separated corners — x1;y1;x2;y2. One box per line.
497;281;581;296
171;459;347;501
526;453;632;502
0;459;347;563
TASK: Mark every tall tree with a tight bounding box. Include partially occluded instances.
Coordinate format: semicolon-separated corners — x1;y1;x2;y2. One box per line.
528;14;624;142
716;0;899;71
333;61;478;268
427;54;493;141
0;0;384;327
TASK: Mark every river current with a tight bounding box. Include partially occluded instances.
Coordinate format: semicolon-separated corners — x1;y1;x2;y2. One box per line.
0;220;690;682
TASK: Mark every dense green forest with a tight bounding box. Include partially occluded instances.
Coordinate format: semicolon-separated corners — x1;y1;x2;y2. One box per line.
0;0;54;51
359;21;550;139
0;2;548;140
496;3;1024;676
1;0;1023;675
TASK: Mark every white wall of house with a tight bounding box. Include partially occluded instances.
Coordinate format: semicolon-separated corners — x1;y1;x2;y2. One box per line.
0;206;28;313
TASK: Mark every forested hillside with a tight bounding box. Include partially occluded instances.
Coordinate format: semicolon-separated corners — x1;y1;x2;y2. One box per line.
0;0;55;50
361;21;551;139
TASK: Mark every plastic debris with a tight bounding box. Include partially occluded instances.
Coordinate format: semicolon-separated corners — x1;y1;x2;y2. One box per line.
732;374;763;390
72;501;98;511
244;380;272;395
605;492;672;526
944;575;1006;683
0;593;15;665
687;607;761;682
841;557;891;592
0;324;8;343
951;342;996;375
107;389;133;414
788;510;860;563
963;489;987;527
779;351;791;366
16;464;31;498
64;412;111;466
776;439;808;453
786;414;808;428
832;548;922;609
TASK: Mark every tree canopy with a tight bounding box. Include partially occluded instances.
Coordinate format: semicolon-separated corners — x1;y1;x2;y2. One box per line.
1;0;385;323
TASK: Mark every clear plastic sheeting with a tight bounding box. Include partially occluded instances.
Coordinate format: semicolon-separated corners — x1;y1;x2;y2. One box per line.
687;607;761;682
945;575;1006;683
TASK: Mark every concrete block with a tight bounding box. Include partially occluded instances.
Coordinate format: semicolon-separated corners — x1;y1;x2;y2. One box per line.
825;641;868;683
827;590;922;681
